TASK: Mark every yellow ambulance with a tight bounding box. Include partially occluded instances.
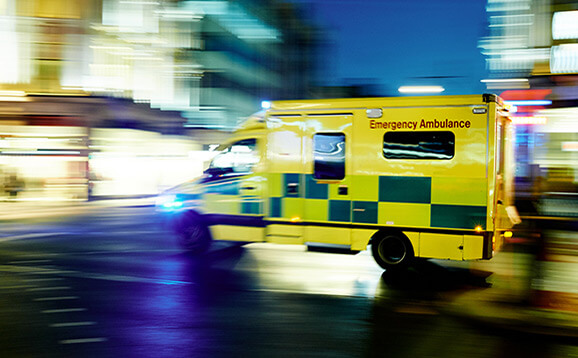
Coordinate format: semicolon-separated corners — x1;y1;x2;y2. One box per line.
156;94;519;270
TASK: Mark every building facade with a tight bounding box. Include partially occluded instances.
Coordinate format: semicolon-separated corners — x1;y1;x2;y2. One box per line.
0;0;318;200
480;0;578;193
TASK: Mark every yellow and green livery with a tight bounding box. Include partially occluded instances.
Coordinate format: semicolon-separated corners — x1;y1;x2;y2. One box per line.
156;94;519;270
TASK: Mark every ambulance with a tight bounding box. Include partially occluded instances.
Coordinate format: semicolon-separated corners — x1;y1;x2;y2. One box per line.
156;94;519;270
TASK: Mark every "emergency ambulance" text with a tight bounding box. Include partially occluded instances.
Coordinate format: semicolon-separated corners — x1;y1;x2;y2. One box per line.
370;118;471;130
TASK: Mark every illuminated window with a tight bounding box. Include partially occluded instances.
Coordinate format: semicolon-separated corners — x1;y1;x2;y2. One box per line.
383;131;454;160
313;133;345;180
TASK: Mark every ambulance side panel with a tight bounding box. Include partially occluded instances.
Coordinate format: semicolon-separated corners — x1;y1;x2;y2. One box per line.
350;104;492;260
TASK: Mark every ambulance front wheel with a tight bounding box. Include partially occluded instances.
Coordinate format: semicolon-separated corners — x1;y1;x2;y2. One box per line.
178;213;211;254
371;232;414;271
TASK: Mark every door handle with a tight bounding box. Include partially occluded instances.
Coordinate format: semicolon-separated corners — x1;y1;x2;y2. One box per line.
241;186;256;190
287;183;299;194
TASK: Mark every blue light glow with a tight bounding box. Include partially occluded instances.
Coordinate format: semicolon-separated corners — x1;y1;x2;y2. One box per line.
157;194;183;209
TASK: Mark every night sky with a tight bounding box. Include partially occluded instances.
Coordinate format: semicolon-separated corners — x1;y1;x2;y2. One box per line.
298;0;489;96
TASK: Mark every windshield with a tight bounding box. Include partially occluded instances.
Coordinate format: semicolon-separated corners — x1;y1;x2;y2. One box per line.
208;138;258;175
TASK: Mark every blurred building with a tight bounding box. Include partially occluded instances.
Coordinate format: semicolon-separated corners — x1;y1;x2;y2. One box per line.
0;0;318;200
479;0;578;195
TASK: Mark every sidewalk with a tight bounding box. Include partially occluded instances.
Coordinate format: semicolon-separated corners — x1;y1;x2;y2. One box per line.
442;244;578;341
444;286;578;340
0;196;155;221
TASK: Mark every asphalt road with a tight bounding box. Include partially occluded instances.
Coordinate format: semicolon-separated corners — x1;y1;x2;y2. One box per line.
1;206;576;357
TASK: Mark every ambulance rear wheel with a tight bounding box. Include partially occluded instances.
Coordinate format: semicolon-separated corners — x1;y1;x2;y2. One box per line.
371;232;414;271
178;213;211;254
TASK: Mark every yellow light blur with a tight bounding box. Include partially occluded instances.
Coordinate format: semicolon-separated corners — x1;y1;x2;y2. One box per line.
475;225;483;233
290;216;301;223
504;231;513;238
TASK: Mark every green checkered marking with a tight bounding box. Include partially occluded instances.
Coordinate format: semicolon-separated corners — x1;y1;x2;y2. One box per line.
379;176;431;204
329;200;350;222
242;201;260;214
430;204;486;230
270;197;282;218
305;174;328;199
352;201;378;224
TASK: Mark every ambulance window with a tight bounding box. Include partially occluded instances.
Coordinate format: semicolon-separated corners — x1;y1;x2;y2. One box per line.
383;131;454;160
313;133;345;180
208;138;258;175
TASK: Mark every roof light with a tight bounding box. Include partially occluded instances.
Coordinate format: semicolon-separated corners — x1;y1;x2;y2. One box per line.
261;100;271;109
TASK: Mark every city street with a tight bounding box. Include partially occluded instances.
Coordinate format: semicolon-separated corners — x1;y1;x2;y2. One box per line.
0;205;577;357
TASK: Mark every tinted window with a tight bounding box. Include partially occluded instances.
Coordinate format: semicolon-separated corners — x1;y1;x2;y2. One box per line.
314;133;345;180
383;131;454;160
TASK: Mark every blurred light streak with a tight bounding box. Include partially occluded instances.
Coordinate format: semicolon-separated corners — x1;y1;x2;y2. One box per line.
550;44;578;74
481;78;528;83
398;86;445;94
552;10;578;40
504;100;552;106
510;116;547;125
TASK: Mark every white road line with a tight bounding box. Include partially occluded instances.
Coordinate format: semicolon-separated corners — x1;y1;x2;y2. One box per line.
21;270;76;275
42;308;86;314
8;259;53;264
34;296;78;301
59;338;107;345
26;286;71;292
0;233;68;243
23;278;65;283
50;322;96;328
0;285;35;289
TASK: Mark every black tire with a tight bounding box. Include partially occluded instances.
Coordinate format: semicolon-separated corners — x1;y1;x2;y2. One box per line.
178;213;211;254
371;232;414;271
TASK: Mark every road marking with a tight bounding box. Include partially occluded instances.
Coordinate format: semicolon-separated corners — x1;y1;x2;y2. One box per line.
0;233;67;243
21;270;77;275
26;286;71;292
67;272;192;286
0;285;35;289
50;322;96;328
8;259;52;264
34;296;78;301
59;338;107;345
23;278;65;283
42;308;86;314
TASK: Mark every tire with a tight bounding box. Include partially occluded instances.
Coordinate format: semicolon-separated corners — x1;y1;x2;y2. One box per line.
371;232;414;271
177;213;211;254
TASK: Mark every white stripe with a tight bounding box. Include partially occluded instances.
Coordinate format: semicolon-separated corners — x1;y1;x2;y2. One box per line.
26;286;71;292
59;338;107;344
42;308;86;314
34;296;78;301
0;233;65;242
23;278;65;283
8;260;52;264
50;322;96;328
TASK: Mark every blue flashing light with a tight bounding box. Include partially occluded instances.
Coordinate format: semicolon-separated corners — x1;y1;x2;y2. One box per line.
157;194;184;209
261;100;271;109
